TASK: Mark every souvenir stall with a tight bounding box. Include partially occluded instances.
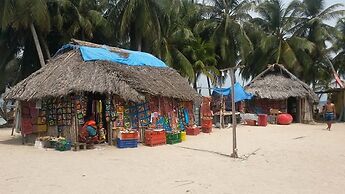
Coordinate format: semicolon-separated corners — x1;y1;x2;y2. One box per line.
18;93;196;149
4;39;201;151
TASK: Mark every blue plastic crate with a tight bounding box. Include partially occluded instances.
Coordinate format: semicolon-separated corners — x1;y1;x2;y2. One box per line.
117;138;138;148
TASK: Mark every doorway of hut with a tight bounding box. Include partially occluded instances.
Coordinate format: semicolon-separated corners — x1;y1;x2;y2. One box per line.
85;92;108;143
287;97;301;123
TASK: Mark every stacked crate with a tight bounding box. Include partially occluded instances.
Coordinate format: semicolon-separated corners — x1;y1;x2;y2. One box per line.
117;131;139;148
186;126;200;135
166;132;181;144
145;130;166;147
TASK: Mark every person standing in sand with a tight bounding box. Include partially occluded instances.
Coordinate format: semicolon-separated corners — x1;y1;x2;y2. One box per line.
324;99;336;130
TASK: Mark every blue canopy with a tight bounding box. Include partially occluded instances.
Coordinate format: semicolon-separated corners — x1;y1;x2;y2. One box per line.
212;82;253;102
56;44;167;68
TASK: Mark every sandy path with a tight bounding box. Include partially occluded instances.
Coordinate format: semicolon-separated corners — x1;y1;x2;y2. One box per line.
0;123;344;194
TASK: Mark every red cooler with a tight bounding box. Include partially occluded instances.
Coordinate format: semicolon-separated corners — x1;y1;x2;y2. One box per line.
257;114;268;126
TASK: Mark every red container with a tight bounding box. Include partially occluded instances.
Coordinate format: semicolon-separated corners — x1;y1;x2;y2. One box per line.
257;114;268;127
277;114;293;125
245;120;257;126
145;130;166;146
186;126;200;135
120;131;139;140
202;127;212;133
201;119;212;130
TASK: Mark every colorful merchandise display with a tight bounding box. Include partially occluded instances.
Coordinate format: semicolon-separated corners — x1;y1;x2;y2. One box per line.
21;101;47;135
20;92;197;150
74;95;87;125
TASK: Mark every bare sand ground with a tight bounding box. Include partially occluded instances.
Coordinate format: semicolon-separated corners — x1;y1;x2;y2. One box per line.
0;123;345;194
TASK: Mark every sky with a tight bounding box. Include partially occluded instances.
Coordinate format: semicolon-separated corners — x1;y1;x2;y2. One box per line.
197;0;345;96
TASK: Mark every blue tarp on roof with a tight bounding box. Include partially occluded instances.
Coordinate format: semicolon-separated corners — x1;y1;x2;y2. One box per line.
79;46;167;67
212;82;253;102
56;44;167;68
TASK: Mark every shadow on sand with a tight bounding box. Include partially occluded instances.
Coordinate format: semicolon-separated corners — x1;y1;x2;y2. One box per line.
177;146;231;158
0;135;23;146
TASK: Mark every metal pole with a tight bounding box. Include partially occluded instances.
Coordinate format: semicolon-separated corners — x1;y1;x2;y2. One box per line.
230;68;238;158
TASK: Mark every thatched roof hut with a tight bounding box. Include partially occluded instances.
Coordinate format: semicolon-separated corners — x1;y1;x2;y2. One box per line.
246;64;318;102
4;39;200;102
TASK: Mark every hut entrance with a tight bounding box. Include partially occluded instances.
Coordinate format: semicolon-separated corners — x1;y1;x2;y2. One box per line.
85;92;108;141
287;97;300;122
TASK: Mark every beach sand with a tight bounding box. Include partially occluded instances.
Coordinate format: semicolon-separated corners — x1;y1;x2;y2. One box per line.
0;123;344;194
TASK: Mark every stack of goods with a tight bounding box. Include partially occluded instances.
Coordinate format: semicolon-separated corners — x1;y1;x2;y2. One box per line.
117;130;138;148
55;138;72;151
201;120;212;133
74;95;87;125
157;116;172;131
115;102;125;128
166;130;181;144
35;136;59;148
21;101;47;135
186;125;200;135
181;101;195;126
201;97;213;133
145;130;166;147
129;102;150;129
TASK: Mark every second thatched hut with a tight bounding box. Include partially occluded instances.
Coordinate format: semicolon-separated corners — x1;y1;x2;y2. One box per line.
245;64;319;123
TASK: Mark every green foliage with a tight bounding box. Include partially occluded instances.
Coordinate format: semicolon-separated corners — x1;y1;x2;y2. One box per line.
1;0;345;95
333;18;345;76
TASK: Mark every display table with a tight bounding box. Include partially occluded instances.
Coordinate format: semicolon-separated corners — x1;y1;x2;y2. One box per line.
213;111;241;126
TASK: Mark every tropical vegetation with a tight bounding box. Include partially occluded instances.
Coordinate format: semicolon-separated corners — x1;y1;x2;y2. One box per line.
1;0;345;96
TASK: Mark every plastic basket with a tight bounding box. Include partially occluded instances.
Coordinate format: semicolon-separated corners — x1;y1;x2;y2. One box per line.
117;138;138;148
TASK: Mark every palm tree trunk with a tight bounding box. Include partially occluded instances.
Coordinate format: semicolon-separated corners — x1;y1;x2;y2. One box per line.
38;34;51;59
193;79;197;90
30;23;45;67
137;37;142;51
276;40;282;64
207;77;212;96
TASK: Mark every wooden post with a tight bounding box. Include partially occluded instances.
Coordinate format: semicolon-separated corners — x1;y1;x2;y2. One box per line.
108;95;112;146
219;73;224;129
230;68;238;158
220;93;223;129
74;113;78;145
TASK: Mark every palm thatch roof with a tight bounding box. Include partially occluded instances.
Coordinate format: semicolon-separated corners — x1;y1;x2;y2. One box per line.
246;64;319;102
4;39;200;102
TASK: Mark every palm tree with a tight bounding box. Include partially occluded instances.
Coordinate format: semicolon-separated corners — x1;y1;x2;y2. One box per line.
184;37;220;89
151;0;219;89
0;29;21;94
293;0;345;87
333;18;345;76
1;0;50;67
47;0;112;52
208;0;253;69
242;0;316;82
107;0;162;51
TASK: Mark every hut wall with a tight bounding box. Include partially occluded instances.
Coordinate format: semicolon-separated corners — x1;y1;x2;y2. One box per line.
335;91;345;121
251;99;287;114
300;98;314;123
